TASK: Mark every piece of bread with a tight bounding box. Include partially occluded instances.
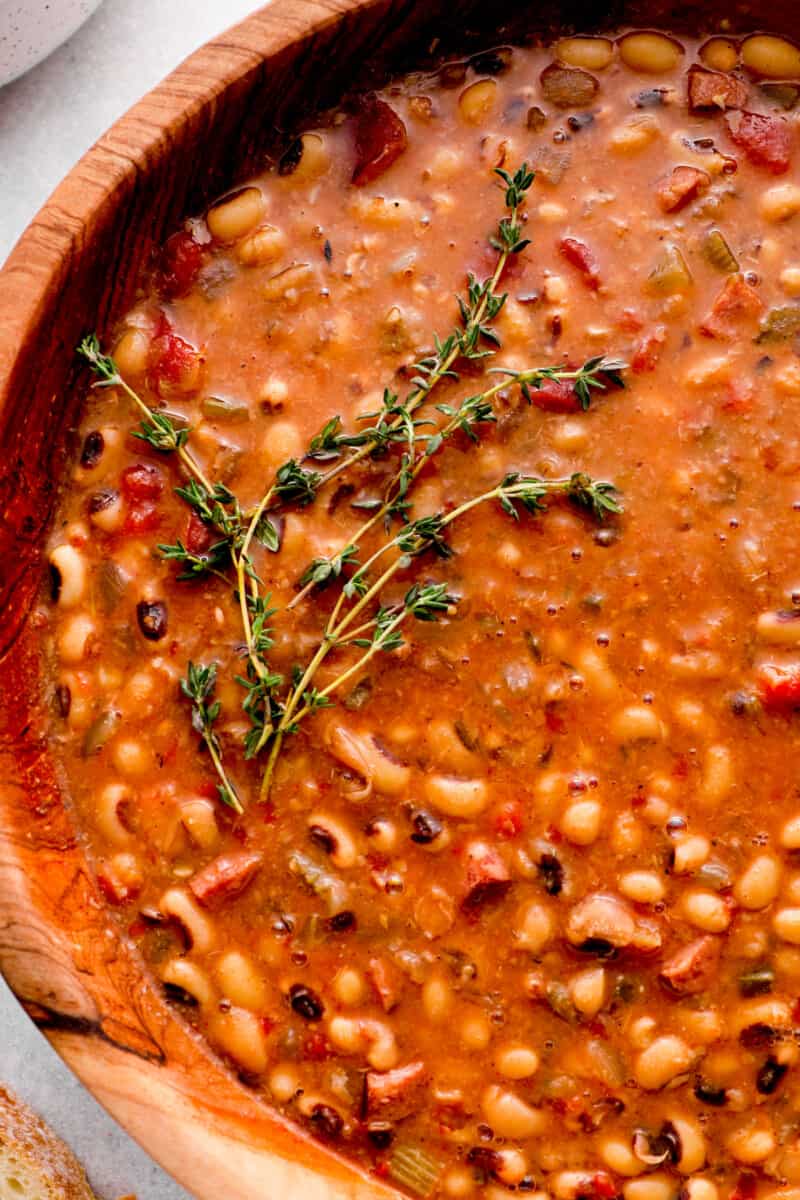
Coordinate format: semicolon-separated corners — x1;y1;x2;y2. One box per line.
0;1085;94;1200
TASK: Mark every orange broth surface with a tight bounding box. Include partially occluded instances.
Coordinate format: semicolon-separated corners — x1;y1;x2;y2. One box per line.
42;26;800;1200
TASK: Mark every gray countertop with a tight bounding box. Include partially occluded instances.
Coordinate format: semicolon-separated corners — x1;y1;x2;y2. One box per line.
0;1;264;1195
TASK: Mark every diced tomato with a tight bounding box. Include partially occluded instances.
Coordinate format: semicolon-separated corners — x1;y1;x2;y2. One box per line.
159;230;204;298
617;307;645;333
591;1172;618;1200
757;663;800;713
558;236;601;290
721;378;754;414
656;165;710;213
687;65;748;113
545;704;567;732
725;110;792;174
492;799;524;838
186;510;212;554
303;1031;331;1061
352;95;408;186
530;377;581;413
148;325;202;397
121;463;164;501
631;326;667;373
700;274;763;341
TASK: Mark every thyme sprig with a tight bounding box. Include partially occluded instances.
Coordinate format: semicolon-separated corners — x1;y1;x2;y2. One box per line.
181;662;243;813
288;355;626;610
258;470;620;798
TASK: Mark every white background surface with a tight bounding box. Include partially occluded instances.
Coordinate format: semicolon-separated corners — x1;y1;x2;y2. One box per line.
0;1;263;1196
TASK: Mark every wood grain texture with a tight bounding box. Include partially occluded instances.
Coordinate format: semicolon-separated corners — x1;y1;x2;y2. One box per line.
0;0;798;1195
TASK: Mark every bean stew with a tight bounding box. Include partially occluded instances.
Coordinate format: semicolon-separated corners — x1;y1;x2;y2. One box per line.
43;24;800;1200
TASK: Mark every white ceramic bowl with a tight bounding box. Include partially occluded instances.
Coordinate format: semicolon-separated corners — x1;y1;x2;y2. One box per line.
0;0;103;87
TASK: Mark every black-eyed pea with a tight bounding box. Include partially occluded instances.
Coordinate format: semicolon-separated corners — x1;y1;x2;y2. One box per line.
481;1085;545;1138
568;966;606;1016
699;38;739;71
780;268;800;298
628;1015;657;1050
58;613;96;664
460;1009;492;1051
113;327;150;379
623;1174;678;1200
611;812;644;856
551;418;590;454
672;834;710;874
286;133;330;182
727;1122;776;1164
418;971;452;1021
619;871;664;904
681;1009;723;1046
741;34;800;77
262;262;314;303
667;1115;706;1173
160;958;216;1009
332;967;366;1008
494;1043;539;1080
618;32;683;73
96;782;133;846
442;1167;476;1198
50;544;87;607
559;799;602;846
514;899;554;953
494;1150;529;1187
608;114;661;155
732;997;792;1039
268;1063;301;1103
179;797;220;850
785;874;800;904
207;187;266;242
111;736;151;778
554;1173;608;1200
700;745;733;804
424;774;488;818
538;201;568;224
556;36;614;70
160;887;216;955
215;950;268;1011
235;225;287;267
258;377;289;414
683;1182;718;1200
757;611;800;645
208;1005;269;1074
774;907;800;944
760;184;800;224
308;812;359;869
365;817;399;854
350;194;418;227
610;705;664;744
733;854;781;910
543;274;568;304
458;79;497;124
682;889;731;933
634;1034;695;1089
598;1136;646;1177
262;418;303;473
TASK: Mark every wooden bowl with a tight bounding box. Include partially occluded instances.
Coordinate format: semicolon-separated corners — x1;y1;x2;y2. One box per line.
0;0;797;1195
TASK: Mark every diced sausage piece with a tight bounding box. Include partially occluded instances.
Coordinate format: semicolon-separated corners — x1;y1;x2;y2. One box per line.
352;95;408;186
363;1061;429;1120
725;111;792;174
368;957;403;1012
632;325;667;373
656;166;710;213
186;511;213;555
189;850;264;909
688;65;748;112
462;841;511;909
700;274;763;340
566;892;662;953
559;236;601;290
757;663;800;713
659;935;720;994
